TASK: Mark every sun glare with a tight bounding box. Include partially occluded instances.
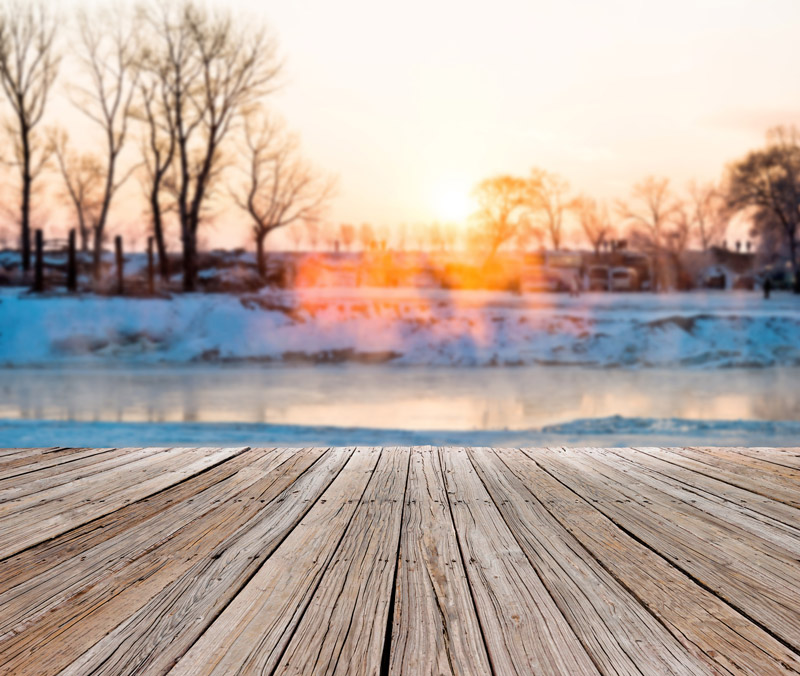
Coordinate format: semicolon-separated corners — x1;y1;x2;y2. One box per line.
434;183;473;223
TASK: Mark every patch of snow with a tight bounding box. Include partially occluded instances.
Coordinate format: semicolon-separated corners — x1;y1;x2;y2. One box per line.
1;288;799;368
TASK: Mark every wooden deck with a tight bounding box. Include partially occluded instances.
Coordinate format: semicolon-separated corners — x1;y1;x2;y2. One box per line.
1;446;799;675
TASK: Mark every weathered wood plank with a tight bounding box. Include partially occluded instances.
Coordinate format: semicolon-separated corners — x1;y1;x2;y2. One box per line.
508;448;800;675
55;447;349;676
168;447;382;676
564;447;800;573
0;446;269;595
388;447;491;676
272;447;410;675
0;446;249;559
727;447;800;471
441;447;599;676
0;447;97;479
652;446;800;508
602;447;800;556
0;446;171;503
621;447;800;531
0;447;286;645
469;446;716;676
534;447;800;653
0;445;175;516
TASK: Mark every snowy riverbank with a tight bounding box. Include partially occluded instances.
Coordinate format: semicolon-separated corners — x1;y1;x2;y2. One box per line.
1;288;799;368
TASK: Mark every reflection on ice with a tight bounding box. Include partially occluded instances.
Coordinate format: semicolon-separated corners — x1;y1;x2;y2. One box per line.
3;365;800;431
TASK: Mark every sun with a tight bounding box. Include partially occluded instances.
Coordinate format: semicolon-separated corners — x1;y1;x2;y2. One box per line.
433;182;473;223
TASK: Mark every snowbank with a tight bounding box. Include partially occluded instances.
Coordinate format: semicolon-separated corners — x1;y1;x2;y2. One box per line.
1;288;799;368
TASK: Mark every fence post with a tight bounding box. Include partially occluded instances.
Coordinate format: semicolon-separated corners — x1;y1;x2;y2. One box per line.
115;235;124;295
67;229;77;292
147;236;155;295
32;229;44;293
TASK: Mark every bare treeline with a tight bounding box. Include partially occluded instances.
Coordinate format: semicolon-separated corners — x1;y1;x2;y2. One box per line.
0;0;333;290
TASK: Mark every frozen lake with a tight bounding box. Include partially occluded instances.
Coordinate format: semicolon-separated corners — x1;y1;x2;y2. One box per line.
2;364;799;447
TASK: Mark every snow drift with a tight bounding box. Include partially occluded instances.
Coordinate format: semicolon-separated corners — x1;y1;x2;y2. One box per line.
1;288;799;368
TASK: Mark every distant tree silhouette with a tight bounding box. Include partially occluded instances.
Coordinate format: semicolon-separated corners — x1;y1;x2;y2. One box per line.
72;6;140;281
575;196;614;257
51;130;103;253
471;175;528;262
0;0;59;272
230;112;333;277
685;181;729;252
527;169;574;251
140;0;282;291
726;126;800;292
617;176;682;290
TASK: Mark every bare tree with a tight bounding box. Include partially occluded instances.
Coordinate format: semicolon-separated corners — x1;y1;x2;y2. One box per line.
72;7;140;280
136;73;177;279
726;126;800;291
575;195;613;256
230;113;333;277
0;1;59;271
686;180;729;252
142;1;282;291
470;175;528;262
617;176;682;290
51;130;103;253
527;169;573;251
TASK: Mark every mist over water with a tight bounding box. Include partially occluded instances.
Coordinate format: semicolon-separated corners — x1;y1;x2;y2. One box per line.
4;364;799;431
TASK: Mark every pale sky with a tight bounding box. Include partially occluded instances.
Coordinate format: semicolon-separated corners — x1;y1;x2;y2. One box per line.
247;0;800;228
7;0;800;249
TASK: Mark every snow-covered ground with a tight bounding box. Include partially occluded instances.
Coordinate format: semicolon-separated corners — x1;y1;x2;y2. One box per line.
2;288;799;446
1;287;799;368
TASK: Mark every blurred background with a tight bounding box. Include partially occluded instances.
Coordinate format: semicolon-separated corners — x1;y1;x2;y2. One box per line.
1;0;799;447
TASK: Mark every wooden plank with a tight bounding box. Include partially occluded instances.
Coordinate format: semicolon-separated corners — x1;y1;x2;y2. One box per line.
506;448;800;676
168;446;382;676
388;447;491;676
602;447;800;556
441;447;599;676
0;447;99;479
0;447;56;462
620;447;800;532
468;446;715;676
651;446;800;508
2;447;328;676
0;446;271;595
53;448;349;676
0;446;249;559
565;448;800;571
534;447;800;653
0;445;175;516
0;447;286;644
272;447;410;675
728;447;800;471
0;446;172;503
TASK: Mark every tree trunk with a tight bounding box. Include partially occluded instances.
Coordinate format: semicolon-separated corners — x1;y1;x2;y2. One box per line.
92;227;103;282
20;130;32;272
182;224;196;292
256;233;266;278
67;229;77;292
150;189;170;280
